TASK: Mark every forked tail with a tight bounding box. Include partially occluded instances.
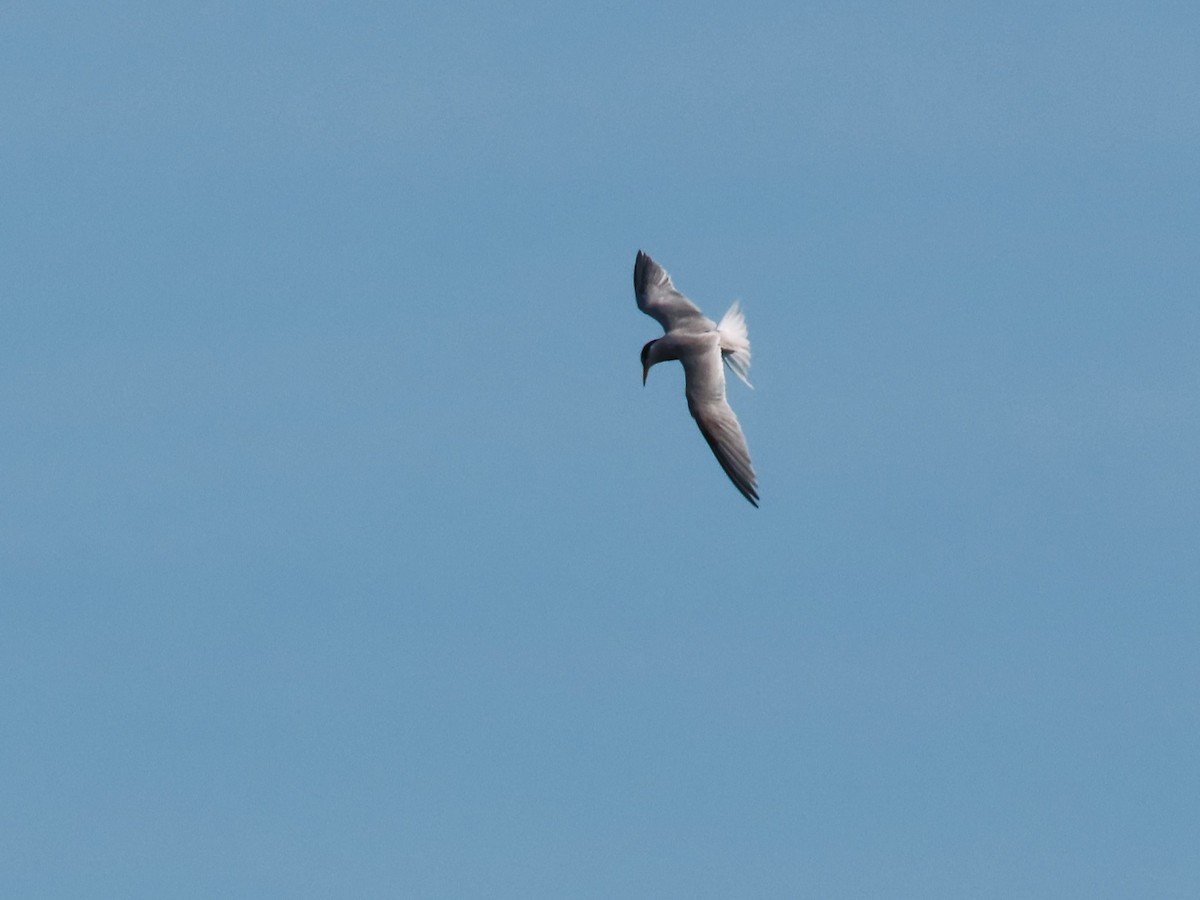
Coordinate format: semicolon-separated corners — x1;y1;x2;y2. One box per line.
717;301;753;388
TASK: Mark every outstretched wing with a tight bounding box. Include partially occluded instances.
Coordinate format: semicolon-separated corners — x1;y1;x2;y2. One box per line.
634;250;714;334
681;342;759;507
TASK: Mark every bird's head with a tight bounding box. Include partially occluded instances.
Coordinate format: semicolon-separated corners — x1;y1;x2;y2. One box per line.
640;339;657;385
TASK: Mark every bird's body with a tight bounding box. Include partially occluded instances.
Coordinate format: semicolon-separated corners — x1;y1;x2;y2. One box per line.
634;250;759;506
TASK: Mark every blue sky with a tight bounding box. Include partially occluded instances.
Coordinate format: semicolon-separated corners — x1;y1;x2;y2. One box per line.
4;2;1200;897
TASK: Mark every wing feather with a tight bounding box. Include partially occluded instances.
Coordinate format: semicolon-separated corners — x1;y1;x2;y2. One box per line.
634;250;714;333
681;344;759;506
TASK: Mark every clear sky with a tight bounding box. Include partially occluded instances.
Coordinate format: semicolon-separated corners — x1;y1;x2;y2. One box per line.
5;2;1199;897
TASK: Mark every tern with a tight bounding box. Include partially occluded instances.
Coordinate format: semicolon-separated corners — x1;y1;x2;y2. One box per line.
634;250;759;507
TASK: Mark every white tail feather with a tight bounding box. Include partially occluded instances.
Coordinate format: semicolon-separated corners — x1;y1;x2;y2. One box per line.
717;301;753;388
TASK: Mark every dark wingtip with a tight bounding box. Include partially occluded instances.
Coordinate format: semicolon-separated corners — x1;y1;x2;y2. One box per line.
633;249;649;291
695;423;760;507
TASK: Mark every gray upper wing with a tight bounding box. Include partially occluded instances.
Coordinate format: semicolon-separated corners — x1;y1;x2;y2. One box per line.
681;344;759;506
634;251;714;333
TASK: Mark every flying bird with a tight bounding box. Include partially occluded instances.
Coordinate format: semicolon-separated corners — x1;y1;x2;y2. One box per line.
634;250;759;507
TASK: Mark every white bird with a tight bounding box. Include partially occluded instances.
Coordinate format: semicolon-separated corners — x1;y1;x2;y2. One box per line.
634;250;759;507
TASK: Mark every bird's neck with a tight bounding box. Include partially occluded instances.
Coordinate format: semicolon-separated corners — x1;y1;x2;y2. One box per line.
647;334;686;365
